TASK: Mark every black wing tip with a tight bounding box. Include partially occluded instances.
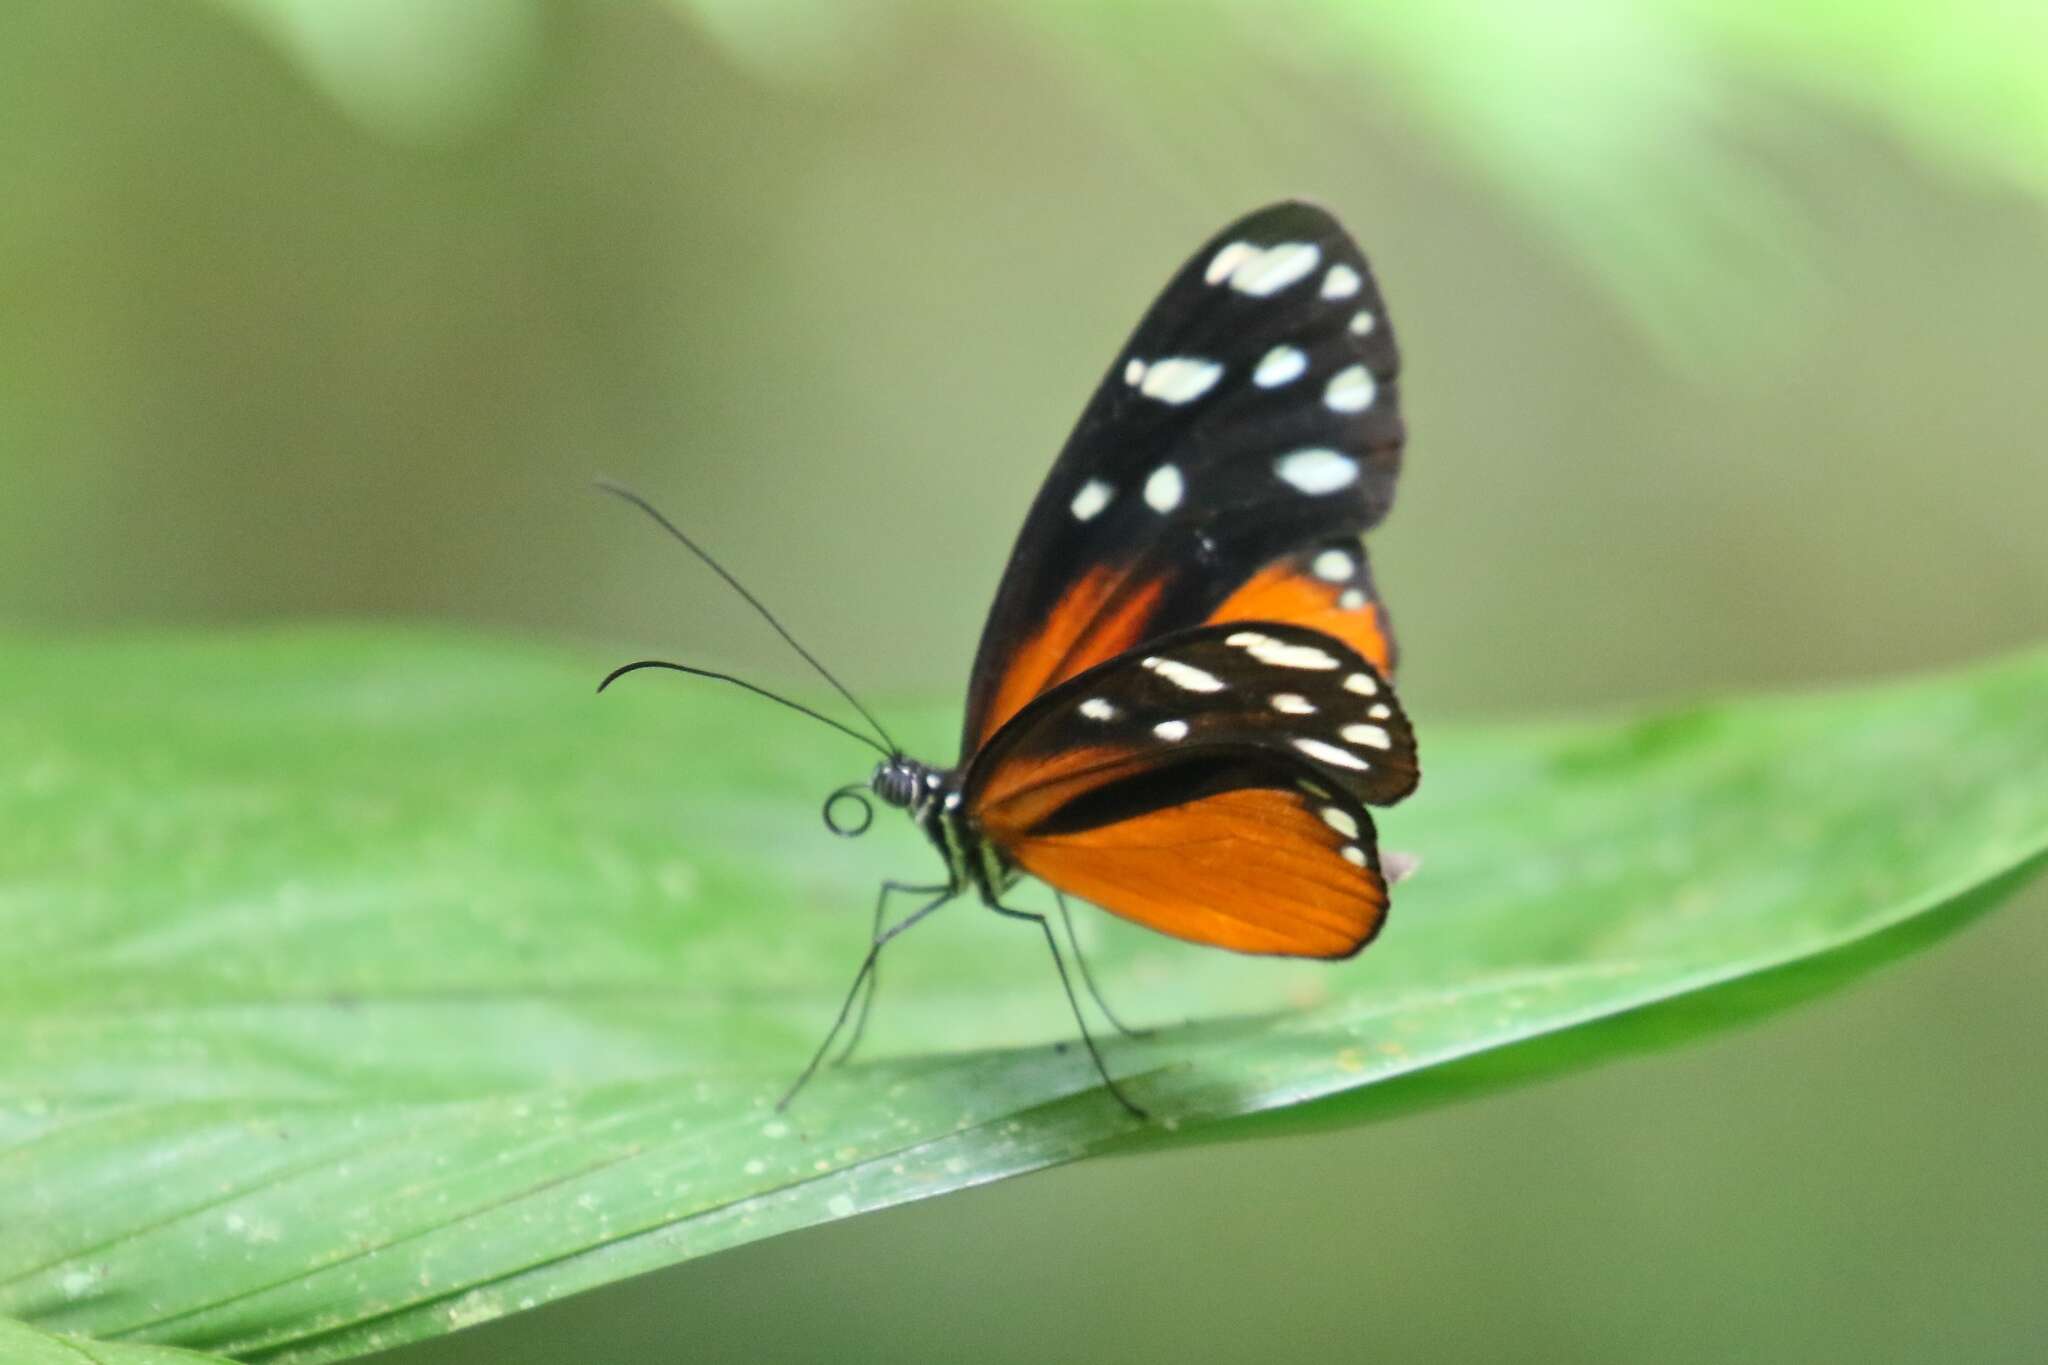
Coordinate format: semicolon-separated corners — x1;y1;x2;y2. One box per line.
1239;195;1341;221
1207;198;1353;246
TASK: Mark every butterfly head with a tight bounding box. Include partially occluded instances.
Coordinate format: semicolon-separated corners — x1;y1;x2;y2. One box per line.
867;756;923;810
820;755;950;839
870;755;958;820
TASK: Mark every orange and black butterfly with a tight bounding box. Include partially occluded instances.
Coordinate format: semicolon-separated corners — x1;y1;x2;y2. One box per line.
602;202;1417;1117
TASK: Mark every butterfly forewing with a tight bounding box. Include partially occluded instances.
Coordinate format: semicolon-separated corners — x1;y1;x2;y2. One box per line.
1208;536;1396;676
962;201;1406;753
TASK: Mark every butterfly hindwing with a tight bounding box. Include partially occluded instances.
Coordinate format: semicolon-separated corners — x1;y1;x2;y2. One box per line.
961;201;1406;753
964;621;1417;957
1000;777;1389;959
969;619;1417;816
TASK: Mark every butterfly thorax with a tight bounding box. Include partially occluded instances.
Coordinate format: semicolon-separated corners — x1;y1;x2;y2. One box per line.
866;756;1018;898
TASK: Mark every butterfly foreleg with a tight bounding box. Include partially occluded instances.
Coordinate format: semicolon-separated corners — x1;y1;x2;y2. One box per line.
1052;890;1151;1042
778;880;956;1113
832;877;953;1068
982;890;1149;1120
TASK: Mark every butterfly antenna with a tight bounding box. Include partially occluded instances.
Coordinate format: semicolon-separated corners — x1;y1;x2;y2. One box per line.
596;479;901;755
598;660;890;757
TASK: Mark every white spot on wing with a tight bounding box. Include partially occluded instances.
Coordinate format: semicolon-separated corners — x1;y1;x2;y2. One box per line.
1321;806;1359;838
1078;697;1117;721
1143;657;1225;692
1343;672;1379;696
1153;719;1190;741
1275;448;1359;495
1123;358;1146;386
1139;357;1223;405
1227;242;1321;296
1070;478;1113;522
1322;263;1361;299
1294;737;1369;770
1367;702;1391;719
1143;463;1184;513
1235;635;1338;670
1324;365;1377;414
1338;588;1366;610
1312;548;1354;582
1341;844;1368;867
1341;723;1393;749
1349;310;1376;335
1206;241;1255;284
1253;345;1307;388
1270;693;1315;715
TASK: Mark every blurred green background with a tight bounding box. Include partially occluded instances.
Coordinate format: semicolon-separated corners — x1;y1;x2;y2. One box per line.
6;1;2043;1361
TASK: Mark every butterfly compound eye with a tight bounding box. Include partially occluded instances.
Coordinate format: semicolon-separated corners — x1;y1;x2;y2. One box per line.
868;760;923;809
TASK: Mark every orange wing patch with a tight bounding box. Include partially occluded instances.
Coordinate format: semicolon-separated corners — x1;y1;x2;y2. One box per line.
1209;562;1393;676
977;567;1165;748
1001;786;1388;959
973;743;1157;832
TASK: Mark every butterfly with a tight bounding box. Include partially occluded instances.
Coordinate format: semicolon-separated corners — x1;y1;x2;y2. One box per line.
602;201;1417;1118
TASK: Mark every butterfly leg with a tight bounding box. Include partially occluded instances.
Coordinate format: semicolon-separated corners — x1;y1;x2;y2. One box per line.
832;879;951;1067
1053;891;1152;1041
983;893;1149;1120
778;884;955;1112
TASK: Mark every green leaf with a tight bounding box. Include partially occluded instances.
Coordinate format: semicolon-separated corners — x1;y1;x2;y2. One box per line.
0;1313;236;1364
3;630;2042;1362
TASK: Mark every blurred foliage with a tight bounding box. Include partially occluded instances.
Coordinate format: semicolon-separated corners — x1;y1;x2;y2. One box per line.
206;0;2048;356
3;631;2041;1360
206;0;547;144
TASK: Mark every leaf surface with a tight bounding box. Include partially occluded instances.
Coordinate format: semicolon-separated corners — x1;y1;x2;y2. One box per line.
3;630;2042;1360
0;1314;236;1364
